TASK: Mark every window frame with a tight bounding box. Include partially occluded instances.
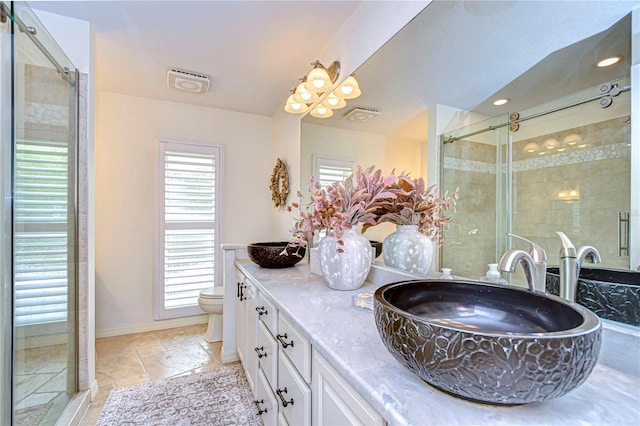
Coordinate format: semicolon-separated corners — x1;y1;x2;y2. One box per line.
154;139;223;320
312;155;356;188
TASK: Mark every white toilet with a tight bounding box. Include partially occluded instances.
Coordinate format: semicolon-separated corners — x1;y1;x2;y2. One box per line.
197;287;224;342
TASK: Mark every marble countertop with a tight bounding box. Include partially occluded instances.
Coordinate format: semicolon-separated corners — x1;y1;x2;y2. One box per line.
236;261;640;425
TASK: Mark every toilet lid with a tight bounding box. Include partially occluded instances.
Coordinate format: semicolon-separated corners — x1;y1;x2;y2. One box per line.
199;287;224;298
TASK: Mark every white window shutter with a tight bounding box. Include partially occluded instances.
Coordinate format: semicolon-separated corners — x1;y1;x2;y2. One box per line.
313;155;355;188
155;141;222;319
14;139;70;326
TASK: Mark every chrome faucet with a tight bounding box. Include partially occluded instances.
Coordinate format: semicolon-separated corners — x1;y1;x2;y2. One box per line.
556;232;601;302
498;249;538;292
507;234;547;292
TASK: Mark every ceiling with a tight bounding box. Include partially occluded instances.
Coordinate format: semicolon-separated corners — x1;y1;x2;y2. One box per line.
302;1;634;140
28;0;366;116
28;0;635;129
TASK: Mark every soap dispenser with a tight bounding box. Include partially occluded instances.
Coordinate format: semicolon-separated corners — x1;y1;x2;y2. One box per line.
439;268;454;279
480;263;507;284
507;233;547;292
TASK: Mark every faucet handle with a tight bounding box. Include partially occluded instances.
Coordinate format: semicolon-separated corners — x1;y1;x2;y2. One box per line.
556;231;577;258
507;233;547;262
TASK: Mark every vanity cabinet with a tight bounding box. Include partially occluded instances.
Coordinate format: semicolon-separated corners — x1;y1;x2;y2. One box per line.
234;264;385;426
235;270;258;391
253;290;311;425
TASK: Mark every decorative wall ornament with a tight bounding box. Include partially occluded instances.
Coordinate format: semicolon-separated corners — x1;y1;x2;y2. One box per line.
269;158;289;208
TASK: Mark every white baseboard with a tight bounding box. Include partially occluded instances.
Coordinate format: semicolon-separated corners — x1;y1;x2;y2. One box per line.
90;379;99;401
96;315;208;338
221;343;239;364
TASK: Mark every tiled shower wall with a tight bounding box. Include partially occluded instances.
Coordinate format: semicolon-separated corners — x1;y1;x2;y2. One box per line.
442;140;497;279
512;116;631;270
442;115;631;278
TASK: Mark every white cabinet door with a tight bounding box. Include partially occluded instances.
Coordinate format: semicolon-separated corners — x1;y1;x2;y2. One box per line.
256;369;278;426
277;350;311;426
244;280;258;392
235;271;246;365
312;349;385;426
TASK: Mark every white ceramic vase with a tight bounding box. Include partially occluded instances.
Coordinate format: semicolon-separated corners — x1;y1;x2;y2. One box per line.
383;224;433;275
318;228;372;290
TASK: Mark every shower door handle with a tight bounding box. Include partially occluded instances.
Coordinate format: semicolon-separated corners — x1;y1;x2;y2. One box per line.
617;212;629;257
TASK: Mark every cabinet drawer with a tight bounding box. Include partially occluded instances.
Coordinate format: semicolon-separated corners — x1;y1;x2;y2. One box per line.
255;369;278;426
257;292;278;334
257;320;278;390
277;350;311;426
277;313;311;383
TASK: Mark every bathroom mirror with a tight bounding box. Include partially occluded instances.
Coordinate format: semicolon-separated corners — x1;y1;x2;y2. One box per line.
300;1;635;280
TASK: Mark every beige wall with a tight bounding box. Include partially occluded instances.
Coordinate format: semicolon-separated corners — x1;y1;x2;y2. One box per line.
300;122;422;244
96;92;272;334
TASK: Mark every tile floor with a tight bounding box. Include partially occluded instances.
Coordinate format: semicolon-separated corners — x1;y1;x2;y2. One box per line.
80;324;234;425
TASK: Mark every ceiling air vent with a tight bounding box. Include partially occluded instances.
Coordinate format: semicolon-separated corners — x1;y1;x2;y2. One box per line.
343;107;380;122
167;68;211;94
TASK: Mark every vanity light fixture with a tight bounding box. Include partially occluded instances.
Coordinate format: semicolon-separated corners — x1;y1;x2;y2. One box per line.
493;98;510;106
283;60;362;117
596;56;622;68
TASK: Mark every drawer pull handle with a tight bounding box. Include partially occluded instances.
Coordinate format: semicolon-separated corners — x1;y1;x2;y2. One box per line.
237;282;246;301
255;306;268;316
276;333;294;349
254;399;268;415
276;387;294;407
254;346;267;358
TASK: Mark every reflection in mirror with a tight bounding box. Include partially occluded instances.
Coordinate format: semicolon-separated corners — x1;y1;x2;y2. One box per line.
299;2;636;284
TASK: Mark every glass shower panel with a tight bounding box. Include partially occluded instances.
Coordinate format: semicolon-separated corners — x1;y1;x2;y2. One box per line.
0;4;11;424
510;79;631;270
440;114;510;279
12;2;78;424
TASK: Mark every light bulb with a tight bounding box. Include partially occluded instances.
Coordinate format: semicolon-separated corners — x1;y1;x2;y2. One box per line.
543;138;559;150
284;95;308;114
305;65;332;92
323;92;347;109
336;75;361;99
310;104;333;118
293;82;318;104
563;134;582;146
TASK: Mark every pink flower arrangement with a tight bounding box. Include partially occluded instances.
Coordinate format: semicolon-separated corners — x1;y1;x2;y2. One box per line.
286;166;396;253
286;165;457;254
370;172;458;242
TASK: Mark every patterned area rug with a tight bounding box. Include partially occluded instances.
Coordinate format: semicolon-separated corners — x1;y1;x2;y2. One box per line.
97;364;262;426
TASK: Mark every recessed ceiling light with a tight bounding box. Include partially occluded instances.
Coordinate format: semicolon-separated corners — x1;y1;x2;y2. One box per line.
596;56;622;68
492;98;510;106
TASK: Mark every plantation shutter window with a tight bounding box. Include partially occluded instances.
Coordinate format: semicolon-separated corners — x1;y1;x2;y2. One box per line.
14;139;71;326
155;141;222;319
313;156;355;188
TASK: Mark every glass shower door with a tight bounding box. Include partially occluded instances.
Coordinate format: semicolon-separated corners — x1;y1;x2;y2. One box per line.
11;3;78;424
510;80;631;270
440;114;510;279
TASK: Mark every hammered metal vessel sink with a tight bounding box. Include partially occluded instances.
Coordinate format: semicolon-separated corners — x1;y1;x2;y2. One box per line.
374;280;602;405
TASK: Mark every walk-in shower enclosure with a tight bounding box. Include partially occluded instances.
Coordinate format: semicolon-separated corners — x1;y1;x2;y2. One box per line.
1;2;79;424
